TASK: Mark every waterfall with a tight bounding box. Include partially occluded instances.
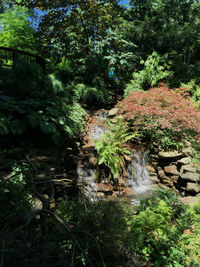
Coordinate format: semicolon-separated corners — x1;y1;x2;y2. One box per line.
126;151;152;195
77;109;152;202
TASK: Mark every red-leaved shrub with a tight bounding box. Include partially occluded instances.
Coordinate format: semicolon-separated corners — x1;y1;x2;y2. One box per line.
117;86;200;149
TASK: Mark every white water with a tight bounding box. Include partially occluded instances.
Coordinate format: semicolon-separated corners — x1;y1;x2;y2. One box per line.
78;110;152;202
126;151;152;194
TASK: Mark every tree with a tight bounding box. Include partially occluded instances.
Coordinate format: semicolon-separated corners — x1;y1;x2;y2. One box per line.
0;4;37;52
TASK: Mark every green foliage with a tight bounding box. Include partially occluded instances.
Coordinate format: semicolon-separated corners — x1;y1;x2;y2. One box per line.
0;163;31;232
0;90;86;145
180;80;200;103
124;52;173;97
54;197;128;267
74;83;110;106
0;5;36;52
126;189;192;266
95;117;138;178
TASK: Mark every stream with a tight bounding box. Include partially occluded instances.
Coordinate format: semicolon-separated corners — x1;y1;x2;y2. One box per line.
77;109;153;203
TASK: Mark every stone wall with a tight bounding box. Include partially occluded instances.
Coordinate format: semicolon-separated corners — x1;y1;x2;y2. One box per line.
148;148;200;196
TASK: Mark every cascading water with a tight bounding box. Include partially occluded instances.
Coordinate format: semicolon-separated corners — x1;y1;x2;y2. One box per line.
77;109;153;202
126;151;152;200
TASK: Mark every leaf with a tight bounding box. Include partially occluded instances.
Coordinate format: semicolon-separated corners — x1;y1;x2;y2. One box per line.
40;121;57;134
64;125;74;138
10;120;27;135
28;112;42;128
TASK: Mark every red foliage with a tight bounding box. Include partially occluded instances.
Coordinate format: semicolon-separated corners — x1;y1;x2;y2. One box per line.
117;86;200;143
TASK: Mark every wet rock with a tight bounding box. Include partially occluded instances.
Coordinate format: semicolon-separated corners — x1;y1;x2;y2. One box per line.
146;164;157;173
158;151;183;159
97;183;113;192
123;188;134;196
108;108;119;117
180;172;200;182
177;157;191;165
150;175;160;183
186;183;200;193
164;165;179;176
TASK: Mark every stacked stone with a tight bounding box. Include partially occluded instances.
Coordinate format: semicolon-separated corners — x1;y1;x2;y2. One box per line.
148;149;200;196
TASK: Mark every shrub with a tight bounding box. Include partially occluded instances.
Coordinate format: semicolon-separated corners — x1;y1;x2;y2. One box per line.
126;189;192;266
124;52;173;97
74;83;110;106
180;80;200;103
117;86;200;150
0;90;86;145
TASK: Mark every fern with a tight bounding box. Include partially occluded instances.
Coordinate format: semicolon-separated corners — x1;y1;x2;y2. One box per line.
95;117;138;178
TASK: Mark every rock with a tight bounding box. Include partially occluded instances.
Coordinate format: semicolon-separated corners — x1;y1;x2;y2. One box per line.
158;151;183;159
108;108;119;117
31;198;43;211
88;155;98;165
180;172;200;182
97;192;106;198
171;175;179;182
150;175;160;183
123;188;134;196
158;169;169;180
162;179;173;187
97;183;113;192
146;164;157;173
186;183;200;193
180;196;199;205
164;165;179;176
182;147;193;157
177;157;191;165
158;183;168;189
180;164;197;174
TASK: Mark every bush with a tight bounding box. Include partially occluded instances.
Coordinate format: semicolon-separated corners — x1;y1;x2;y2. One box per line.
126;189;192;266
74;83;110;106
124;52;173;97
117;86;200;150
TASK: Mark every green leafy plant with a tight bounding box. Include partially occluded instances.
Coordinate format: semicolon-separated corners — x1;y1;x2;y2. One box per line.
74;83;109;106
124;52;173;97
180;80;200;103
95;117;138;178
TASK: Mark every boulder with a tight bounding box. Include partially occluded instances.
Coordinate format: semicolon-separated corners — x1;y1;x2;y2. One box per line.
158;151;183;159
177;157;191;165
180;172;200;182
164;165;179;176
186;183;200;193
